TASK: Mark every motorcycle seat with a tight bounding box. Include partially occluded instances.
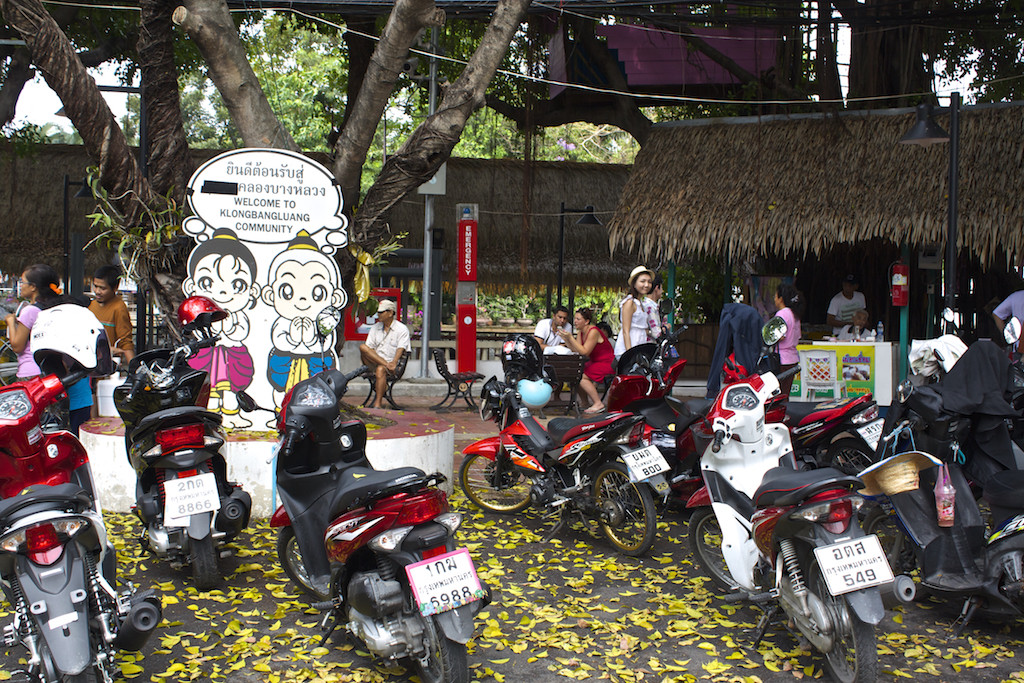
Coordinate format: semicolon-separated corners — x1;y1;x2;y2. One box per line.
547;413;626;445
130;406;223;442
784;401;822;425
0;483;92;529
328;466;426;518
753;466;863;507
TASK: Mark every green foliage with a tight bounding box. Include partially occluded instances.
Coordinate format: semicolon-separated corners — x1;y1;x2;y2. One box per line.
81;166;185;282
668;259;742;324
1;122;81;153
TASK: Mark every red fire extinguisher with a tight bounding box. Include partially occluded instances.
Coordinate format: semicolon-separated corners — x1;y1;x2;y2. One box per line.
890;260;909;307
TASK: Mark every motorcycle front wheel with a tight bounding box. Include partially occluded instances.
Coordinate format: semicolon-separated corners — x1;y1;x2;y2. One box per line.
593;461;656;557
687;507;740;593
808;559;878;683
458;451;531;514
190;533;220;591
277;526;330;602
413;612;469;683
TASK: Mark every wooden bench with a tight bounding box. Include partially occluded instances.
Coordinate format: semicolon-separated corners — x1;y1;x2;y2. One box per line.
430;348;484;411
359;353;409;410
541;353;586;417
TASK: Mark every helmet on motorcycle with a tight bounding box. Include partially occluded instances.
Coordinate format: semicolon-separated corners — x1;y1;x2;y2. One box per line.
500;334;543;383
517;378;552;409
178;296;227;334
32;304;114;377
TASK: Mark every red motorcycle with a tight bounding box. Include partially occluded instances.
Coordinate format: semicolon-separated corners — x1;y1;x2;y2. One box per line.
460;368;668;557
238;309;487;683
0;304;161;682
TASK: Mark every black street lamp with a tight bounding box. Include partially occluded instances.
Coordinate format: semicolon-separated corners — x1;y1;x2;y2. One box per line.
899;93;960;312
557;203;602;310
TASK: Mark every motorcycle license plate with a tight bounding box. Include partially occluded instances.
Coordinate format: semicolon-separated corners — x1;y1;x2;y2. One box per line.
621;445;670;483
813;534;894;596
406;548;486;617
856;419;884;452
163;472;221;527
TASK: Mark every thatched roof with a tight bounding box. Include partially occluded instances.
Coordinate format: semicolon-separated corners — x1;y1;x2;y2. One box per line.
384;157;640;289
608;103;1024;267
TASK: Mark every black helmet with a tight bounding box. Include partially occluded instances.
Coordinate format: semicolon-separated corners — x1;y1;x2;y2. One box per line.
500;334;543;384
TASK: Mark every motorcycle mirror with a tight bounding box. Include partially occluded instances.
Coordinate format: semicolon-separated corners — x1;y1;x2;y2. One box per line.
316;306;343;339
1004;317;1022;347
236;391;258;413
941;307;955;323
896;379;914;404
762;316;788;346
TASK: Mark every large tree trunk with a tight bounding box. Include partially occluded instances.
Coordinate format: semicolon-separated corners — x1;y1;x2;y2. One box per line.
173;0;298;150
332;0;445;209
352;0;532;247
139;0;194;325
0;0;152;220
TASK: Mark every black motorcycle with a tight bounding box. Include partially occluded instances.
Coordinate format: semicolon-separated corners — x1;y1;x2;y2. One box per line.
113;296;251;589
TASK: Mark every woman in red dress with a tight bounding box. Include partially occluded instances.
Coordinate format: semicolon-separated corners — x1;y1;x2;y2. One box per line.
557;308;614;414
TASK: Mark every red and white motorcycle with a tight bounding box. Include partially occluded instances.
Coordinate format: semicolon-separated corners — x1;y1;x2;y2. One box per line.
688;317;888;683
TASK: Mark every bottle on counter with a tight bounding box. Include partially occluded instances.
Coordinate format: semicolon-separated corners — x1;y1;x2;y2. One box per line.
934;462;956;527
876;321;884;342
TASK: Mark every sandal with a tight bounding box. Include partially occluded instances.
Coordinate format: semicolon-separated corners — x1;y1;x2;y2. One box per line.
583;404;605;414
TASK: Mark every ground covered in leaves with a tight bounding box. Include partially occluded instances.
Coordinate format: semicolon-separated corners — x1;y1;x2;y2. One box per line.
2;492;1024;682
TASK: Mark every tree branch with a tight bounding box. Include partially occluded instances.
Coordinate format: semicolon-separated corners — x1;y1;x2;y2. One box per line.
332;0;444;210
0;0;153;218
173;0;298;150
352;0;532;247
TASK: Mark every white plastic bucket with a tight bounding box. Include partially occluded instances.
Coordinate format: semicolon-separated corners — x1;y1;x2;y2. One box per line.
96;374;124;417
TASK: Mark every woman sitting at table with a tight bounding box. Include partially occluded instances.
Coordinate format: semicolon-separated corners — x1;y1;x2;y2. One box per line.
557;307;614;414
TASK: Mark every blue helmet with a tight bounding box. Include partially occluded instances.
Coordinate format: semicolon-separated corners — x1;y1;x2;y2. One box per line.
517;378;552;409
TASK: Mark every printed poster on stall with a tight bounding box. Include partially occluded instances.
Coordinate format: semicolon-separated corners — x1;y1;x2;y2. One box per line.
791;343;877;399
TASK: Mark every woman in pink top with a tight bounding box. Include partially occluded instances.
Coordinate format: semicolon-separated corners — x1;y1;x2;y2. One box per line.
774;284;804;399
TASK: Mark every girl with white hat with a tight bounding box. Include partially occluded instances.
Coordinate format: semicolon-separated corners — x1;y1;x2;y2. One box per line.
613;266;659;358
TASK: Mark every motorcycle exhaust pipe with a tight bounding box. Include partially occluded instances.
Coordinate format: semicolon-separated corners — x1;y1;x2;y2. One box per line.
112;594;162;651
890;575;916;604
215;489;252;535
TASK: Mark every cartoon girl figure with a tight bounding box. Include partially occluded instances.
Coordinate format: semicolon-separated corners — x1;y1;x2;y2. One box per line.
262;230;348;405
182;228;260;427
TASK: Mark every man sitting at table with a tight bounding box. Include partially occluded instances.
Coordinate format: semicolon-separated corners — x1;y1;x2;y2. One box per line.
359;299;411;409
534;306;572;353
838;309;875;341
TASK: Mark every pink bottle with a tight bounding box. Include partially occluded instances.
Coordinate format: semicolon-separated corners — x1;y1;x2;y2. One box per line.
934;463;956;528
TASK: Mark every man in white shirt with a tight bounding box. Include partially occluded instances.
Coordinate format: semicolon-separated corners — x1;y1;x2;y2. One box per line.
359;299;411;409
534;306;572;351
826;274;867;336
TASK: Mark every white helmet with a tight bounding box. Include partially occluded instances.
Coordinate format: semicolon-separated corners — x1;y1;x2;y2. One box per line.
32;304;114;377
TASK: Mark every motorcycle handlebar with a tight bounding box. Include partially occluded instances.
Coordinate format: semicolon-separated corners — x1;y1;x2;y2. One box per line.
124;373;148;403
711;430;726;453
776;365;801;382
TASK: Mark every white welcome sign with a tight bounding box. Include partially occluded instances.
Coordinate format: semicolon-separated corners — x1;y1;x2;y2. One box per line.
181;149;349;429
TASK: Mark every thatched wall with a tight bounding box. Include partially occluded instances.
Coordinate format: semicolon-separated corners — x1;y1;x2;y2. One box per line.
385;157;637;289
0;144;637;289
608;103;1024;267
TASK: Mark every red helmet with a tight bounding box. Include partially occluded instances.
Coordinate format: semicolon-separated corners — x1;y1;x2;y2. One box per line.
178;296;227;331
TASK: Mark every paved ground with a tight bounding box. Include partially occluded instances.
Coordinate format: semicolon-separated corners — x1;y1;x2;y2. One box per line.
3;395;1024;682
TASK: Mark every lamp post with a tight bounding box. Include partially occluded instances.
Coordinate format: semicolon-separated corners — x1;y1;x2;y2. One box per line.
557;203;602;310
899;93;960;312
898;92;960;381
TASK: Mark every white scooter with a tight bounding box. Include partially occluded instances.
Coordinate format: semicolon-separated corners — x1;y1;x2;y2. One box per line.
688;317;887;683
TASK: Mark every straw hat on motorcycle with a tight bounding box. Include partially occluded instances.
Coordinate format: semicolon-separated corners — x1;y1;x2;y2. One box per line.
858;450;942;497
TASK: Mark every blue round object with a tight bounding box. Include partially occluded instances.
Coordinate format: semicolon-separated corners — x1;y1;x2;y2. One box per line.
517;378;552;408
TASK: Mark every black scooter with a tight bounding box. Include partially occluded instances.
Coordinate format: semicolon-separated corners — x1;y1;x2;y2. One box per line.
113;297;251;589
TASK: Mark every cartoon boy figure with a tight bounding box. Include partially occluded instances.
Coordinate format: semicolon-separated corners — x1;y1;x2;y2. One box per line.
262;230;348;405
182;228;260;427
